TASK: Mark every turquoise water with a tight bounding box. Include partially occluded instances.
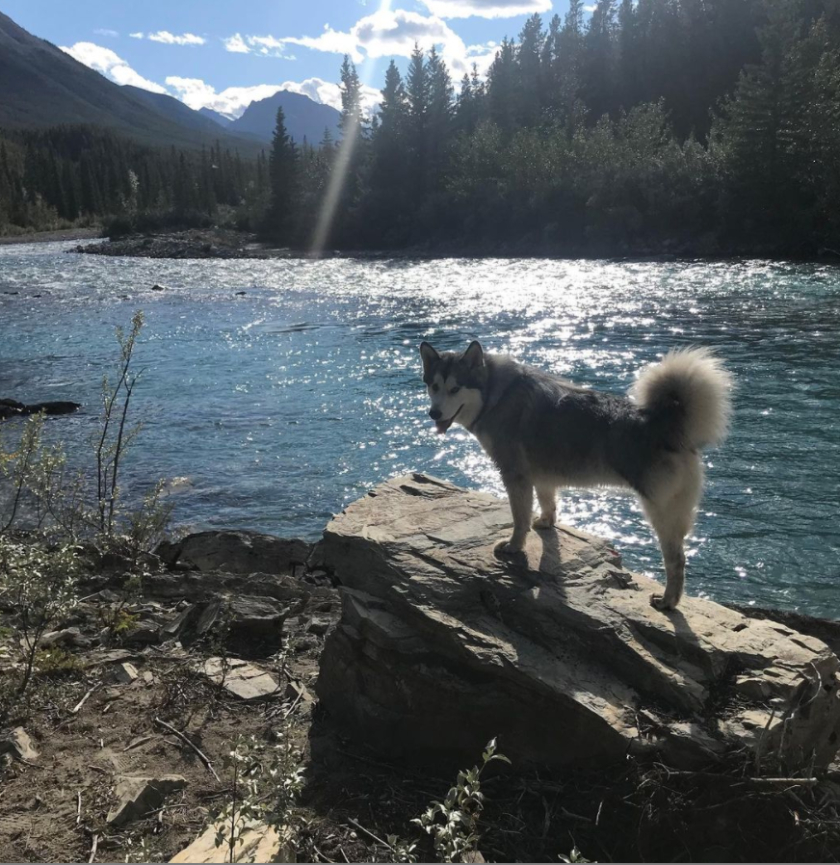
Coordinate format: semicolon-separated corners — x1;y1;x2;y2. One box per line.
1;242;838;617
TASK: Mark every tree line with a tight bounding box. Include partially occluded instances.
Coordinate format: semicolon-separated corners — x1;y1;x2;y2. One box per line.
265;0;840;257
0;125;266;236
3;0;839;258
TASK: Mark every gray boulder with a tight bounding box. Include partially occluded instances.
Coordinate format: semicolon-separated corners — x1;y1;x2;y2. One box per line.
317;473;840;771
157;530;310;575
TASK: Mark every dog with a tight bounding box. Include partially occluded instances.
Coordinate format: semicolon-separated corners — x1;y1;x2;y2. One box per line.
419;340;732;611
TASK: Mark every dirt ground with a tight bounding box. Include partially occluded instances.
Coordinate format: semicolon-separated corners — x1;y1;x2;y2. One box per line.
1;559;839;864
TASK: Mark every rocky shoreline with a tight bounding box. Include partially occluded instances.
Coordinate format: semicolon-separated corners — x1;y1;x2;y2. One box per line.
72;229;276;260
63;226;840;264
1;481;839;863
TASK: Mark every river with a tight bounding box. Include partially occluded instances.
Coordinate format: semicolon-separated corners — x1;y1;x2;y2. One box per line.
1;241;838;617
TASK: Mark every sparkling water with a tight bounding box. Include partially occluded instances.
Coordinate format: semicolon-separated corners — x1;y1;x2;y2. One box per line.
1;242;838;617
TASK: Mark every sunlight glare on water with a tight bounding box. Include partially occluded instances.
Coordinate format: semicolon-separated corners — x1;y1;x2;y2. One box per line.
1;242;839;617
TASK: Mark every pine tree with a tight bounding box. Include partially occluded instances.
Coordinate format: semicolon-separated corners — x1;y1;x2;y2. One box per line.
487;38;517;133
426;48;455;189
516;13;545;126
584;0;619;119
406;43;431;197
265;106;299;243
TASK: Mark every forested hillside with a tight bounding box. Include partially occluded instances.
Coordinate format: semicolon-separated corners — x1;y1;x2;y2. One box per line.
263;0;840;256
0;127;267;234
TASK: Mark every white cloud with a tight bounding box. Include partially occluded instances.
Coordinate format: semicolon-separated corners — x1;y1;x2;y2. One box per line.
238;9;481;76
242;35;296;59
129;32;144;39
283;26;364;63
94;28;119;38
164;75;380;119
60;42;168;94
419;0;552;17
166;78;283;117
223;33;250;53
146;31;206;46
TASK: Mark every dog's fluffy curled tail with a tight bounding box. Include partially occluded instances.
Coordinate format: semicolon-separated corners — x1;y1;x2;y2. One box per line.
631;347;733;451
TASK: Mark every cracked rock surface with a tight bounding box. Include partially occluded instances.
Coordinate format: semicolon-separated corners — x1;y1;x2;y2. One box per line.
317;473;840;770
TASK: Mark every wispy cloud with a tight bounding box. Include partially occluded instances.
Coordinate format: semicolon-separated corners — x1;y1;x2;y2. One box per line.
60;42;168;93
93;28;119;38
419;0;552;18
130;31;206;46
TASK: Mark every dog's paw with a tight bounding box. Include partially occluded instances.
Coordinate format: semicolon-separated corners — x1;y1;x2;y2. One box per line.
494;538;524;557
650;592;677;612
532;513;555;530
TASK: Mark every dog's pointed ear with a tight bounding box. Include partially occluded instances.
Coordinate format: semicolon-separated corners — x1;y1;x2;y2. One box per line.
419;342;439;376
463;341;485;369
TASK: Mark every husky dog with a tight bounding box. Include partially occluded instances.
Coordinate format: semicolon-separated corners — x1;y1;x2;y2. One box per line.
419;341;732;611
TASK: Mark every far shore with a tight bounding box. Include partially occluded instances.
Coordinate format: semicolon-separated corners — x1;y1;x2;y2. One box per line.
0;226;102;246
5;225;840;265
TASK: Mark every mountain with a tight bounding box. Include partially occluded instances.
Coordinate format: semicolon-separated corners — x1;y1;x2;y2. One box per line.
199;107;232;128
0;10;260;154
229;90;340;145
122;86;232;136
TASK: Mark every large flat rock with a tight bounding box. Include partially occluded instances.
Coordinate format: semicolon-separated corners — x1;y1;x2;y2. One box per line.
317;473;840;771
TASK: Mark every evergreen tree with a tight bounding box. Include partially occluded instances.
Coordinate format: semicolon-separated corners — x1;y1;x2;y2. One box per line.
265;106;299;242
426;48;455;190
516;13;546;126
406;44;431;197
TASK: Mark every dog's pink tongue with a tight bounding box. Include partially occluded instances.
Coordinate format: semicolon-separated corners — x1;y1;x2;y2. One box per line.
435;420;450;435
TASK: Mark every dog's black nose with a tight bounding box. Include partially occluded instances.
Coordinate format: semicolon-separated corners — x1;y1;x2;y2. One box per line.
429;408;442;420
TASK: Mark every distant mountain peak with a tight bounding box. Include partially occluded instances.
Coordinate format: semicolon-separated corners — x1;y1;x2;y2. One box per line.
0;9;262;155
229;90;341;144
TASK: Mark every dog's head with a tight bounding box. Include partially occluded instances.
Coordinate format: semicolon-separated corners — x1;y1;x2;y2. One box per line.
419;341;487;434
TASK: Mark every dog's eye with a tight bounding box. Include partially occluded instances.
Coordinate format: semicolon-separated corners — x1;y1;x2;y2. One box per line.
431;384;439;393
450;386;461;395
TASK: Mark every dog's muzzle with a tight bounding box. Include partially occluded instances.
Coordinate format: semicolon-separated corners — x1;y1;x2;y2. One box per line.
431;404;463;435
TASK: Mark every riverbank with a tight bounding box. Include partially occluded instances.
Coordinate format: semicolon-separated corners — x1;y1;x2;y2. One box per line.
65;226;840;264
0;227;102;246
1;522;839;864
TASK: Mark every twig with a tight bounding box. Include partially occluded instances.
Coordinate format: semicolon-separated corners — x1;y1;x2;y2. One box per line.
153;716;220;782
339;845;351;863
561;807;592;823
282;689;305;721
347;817;395;852
76;791;82;827
743;777;818;788
88;833;98;863
123;735;155;752
71;684;99;714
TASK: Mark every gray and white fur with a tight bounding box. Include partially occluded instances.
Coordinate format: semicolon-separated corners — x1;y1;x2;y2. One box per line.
419;341;732;611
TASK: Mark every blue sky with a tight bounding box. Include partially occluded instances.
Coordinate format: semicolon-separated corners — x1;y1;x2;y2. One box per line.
2;0;576;118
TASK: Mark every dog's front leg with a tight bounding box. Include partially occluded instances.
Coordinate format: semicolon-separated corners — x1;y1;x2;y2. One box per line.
495;473;533;555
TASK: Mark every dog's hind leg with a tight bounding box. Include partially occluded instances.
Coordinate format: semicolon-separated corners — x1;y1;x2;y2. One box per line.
533;482;557;530
642;457;703;611
495;472;534;554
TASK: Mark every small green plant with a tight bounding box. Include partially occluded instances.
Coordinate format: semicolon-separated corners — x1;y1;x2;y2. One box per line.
33;646;85;678
0;537;83;697
413;738;510;863
214;730;305;863
124;832;161;863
